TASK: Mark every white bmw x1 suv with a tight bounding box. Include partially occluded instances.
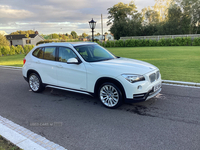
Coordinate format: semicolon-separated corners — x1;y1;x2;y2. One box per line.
22;42;162;108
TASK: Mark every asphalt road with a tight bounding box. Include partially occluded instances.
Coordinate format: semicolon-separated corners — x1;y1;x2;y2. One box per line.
0;68;200;150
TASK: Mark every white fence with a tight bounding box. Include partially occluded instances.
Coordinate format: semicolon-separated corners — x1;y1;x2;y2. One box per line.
120;34;200;41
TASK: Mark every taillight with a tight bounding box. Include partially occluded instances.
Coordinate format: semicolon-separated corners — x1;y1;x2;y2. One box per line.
23;58;26;65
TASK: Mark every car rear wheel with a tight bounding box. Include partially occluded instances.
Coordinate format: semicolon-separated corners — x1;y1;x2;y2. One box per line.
98;82;123;108
28;73;44;93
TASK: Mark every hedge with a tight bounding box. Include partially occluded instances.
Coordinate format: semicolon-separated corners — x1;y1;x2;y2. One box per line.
0;45;34;56
97;37;200;47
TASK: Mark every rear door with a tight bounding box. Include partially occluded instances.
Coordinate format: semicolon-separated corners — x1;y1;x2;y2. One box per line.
32;46;57;85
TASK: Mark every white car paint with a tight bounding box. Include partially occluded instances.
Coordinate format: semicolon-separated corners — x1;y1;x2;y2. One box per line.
22;42;162;106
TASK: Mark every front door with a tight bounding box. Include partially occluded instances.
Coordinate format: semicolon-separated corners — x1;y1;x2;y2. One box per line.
56;46;87;91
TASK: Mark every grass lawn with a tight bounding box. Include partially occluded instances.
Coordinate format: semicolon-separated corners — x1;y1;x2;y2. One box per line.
107;46;200;83
0;46;200;83
0;54;25;67
0;135;22;150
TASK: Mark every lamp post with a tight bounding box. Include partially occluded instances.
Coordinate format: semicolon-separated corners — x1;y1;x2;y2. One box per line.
89;18;96;42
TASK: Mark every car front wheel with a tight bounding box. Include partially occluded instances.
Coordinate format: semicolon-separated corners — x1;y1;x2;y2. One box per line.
98;82;123;108
28;73;44;93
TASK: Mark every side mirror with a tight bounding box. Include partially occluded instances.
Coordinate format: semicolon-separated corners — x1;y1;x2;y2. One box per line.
67;58;81;64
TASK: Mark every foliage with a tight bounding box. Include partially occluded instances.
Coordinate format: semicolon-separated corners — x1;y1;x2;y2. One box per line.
107;1;143;40
36;39;81;45
71;31;78;39
0;46;2;56
108;0;200;39
115;40;124;47
192;37;200;46
82;32;88;38
0;34;10;46
15;45;23;54
9;45;16;55
10;30;35;35
1;46;10;55
100;37;196;48
51;33;59;39
24;45;34;55
105;41;111;47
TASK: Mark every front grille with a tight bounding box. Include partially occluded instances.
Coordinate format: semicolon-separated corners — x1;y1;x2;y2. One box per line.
149;71;160;83
149;73;156;83
156;71;160;79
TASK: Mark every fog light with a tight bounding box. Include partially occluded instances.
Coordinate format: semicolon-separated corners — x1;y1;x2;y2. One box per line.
137;85;142;90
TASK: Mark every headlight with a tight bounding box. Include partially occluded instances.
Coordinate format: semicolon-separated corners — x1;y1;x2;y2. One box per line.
122;74;145;83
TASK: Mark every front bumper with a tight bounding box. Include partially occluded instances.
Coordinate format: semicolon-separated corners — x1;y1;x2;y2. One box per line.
124;87;162;103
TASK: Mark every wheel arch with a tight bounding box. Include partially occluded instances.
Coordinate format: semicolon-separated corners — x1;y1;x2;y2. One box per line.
94;77;126;99
27;69;42;82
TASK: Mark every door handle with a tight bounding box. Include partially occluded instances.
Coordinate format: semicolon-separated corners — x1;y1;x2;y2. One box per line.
36;61;41;64
56;65;63;68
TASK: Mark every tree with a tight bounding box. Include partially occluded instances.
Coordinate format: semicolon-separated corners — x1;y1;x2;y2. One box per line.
0;34;9;46
107;1;141;39
51;33;59;39
71;31;78;39
10;30;35;35
25;33;29;38
143;9;160;25
82;32;88;38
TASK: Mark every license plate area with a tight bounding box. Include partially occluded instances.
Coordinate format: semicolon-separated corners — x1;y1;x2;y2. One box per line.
154;82;161;92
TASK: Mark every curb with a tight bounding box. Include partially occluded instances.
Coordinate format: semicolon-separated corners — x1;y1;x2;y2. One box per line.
0;65;22;70
0;115;67;150
162;80;200;87
1;65;200;87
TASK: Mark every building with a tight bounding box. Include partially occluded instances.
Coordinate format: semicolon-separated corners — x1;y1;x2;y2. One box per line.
94;34;114;41
5;31;44;46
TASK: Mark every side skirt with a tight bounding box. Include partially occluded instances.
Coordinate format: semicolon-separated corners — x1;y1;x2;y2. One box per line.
45;85;94;97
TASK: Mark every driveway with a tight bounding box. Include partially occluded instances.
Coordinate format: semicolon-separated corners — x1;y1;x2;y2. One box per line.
0;68;200;150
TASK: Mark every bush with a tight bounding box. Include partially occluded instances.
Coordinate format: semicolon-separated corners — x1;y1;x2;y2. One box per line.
96;41;101;46
101;41;105;47
125;39;131;47
36;40;52;45
115;40;124;47
186;37;192;46
1;46;10;55
0;46;2;56
110;41;115;47
9;45;16;55
15;45;23;54
157;38;167;46
192;37;200;46
24;45;34;55
105;41;111;47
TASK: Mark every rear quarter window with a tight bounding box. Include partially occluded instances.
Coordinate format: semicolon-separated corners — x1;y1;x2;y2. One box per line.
32;48;44;59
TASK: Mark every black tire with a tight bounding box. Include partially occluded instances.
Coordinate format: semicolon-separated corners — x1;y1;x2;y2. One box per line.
98;82;123;109
28;73;45;93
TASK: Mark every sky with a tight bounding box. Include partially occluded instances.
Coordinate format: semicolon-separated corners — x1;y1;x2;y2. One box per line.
0;0;155;35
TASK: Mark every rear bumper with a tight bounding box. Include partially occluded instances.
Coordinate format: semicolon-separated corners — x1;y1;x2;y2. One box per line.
124;87;161;103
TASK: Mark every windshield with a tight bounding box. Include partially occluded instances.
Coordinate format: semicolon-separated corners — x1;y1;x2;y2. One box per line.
74;44;116;62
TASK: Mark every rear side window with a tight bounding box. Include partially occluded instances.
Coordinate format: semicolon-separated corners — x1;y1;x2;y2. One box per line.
32;48;44;59
43;47;56;61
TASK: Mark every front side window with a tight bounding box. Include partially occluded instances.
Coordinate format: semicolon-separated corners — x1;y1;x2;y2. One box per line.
58;47;77;62
43;47;56;61
74;44;116;62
